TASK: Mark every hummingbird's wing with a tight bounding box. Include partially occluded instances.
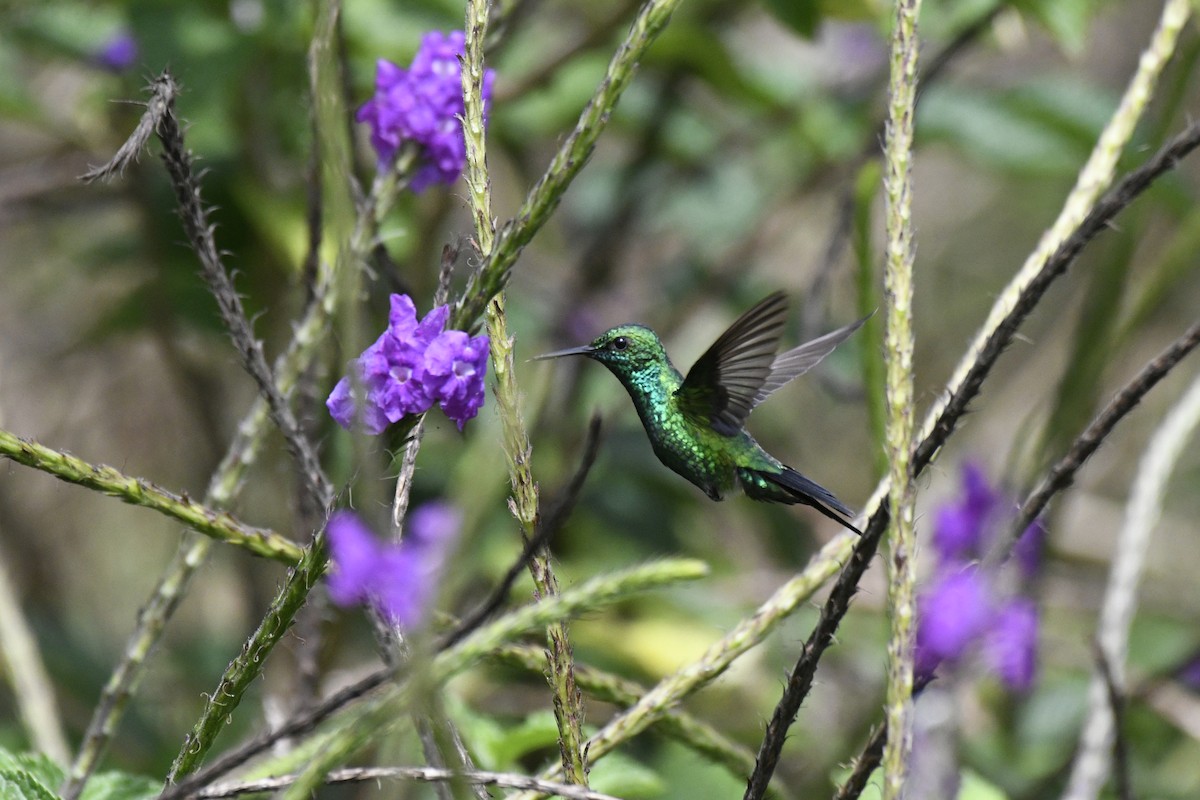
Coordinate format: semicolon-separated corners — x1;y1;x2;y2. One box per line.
751;314;870;407
676;292;789;436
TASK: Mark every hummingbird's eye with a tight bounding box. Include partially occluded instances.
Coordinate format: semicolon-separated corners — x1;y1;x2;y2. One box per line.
611;336;629;351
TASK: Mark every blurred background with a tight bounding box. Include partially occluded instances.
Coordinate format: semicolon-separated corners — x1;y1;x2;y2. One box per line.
1;0;1198;797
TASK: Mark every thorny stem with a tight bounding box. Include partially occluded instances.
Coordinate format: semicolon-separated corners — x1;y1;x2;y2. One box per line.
149;73;333;510
462;0;589;785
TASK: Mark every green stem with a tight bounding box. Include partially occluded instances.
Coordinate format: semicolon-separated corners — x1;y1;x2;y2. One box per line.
880;0;921;795
462;0;589;783
0;430;300;563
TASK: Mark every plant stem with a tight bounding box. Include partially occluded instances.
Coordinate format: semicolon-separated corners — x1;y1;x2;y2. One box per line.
0;431;300;563
462;0;589;784
880;0;921;795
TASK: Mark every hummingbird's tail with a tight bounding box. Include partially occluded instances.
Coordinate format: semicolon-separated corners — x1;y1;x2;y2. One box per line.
739;466;863;535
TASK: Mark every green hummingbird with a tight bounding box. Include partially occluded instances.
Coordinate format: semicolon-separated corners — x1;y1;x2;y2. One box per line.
537;292;866;534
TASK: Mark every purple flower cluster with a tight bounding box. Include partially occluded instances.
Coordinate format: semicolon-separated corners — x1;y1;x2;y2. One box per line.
326;503;461;627
916;463;1044;691
327;294;488;433
356;30;496;192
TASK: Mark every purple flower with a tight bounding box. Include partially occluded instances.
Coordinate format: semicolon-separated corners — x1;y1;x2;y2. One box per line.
327;294;488;433
95;31;138;72
932;462;1001;563
985;599;1038;691
356;30;496;192
918;461;1046;689
916;567;995;678
424;330;490;430
325;506;461;627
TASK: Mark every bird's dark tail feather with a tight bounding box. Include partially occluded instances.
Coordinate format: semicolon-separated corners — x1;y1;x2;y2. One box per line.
740;466;863;536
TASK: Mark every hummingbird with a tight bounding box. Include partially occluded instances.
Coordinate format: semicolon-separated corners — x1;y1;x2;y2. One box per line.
536;292;866;535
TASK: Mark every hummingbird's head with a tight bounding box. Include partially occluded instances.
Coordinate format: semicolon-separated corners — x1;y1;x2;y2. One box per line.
535;324;668;377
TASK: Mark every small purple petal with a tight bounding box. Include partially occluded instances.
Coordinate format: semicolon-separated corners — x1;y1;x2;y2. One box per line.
326;512;386;606
932;461;1004;563
324;503;462;628
95;32;138;72
916;568;995;673
933;504;983;564
1014;519;1046;578
986;599;1039;691
408;502;462;551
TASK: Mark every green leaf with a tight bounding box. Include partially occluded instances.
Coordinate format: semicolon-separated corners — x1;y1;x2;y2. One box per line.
483;711;562;769
0;752;64;791
0;769;59;800
854;158;887;482
80;771;160;800
761;0;822;38
917;84;1093;176
588;751;666;798
960;769;1010;800
1012;0;1096;54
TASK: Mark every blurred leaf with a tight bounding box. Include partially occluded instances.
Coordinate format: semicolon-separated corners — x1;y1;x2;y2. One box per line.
80;772;159;800
761;0;823;38
576;616;717;676
1037;229;1133;466
453;709;561;771
498;52;611;137
853;158;887;481
1120;206;1200;337
0;769;57;800
10;4;127;59
1127;616;1200;675
589;751;666;798
0;751;63;790
1012;0;1096;54
917;83;1098;175
760;0;881;37
646;23;778;111
960;769;1009;800
231;180;309;276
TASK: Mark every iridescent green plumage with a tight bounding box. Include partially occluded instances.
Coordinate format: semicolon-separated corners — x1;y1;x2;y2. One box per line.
537;293;866;534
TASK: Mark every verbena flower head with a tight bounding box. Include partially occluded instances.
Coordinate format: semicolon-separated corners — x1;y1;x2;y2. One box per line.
327;294;488;434
932;461;1001;563
95;31;138;72
916;462;1043;690
325;504;462;627
915;567;994;679
356;30;496;192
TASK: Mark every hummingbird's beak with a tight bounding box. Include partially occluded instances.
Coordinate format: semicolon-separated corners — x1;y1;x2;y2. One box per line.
531;344;596;361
